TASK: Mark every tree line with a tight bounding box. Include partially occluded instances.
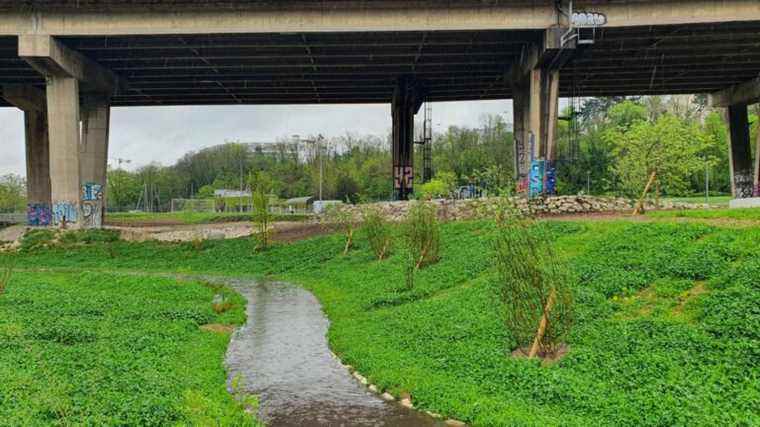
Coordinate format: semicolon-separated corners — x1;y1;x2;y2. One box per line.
0;96;757;214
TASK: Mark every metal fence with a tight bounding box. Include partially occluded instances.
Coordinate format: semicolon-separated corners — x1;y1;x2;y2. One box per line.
0;213;25;224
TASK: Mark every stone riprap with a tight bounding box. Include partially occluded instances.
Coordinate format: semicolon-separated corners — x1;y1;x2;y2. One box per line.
326;196;708;222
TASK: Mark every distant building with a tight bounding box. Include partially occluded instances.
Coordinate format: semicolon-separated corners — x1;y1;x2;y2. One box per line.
214;189;251;198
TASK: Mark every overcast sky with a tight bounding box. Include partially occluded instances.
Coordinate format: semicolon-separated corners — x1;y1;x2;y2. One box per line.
0;100;514;177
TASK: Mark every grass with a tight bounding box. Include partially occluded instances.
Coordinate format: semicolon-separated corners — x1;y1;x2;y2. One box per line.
1;219;758;425
0;270;260;426
664;195;732;206
648;206;760;221
106;211;310;226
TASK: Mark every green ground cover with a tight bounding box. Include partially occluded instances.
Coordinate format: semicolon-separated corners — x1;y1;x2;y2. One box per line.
648;206;760;221
664;195;732;206
106;211;310;225
0;269;260;426
2;219;758;426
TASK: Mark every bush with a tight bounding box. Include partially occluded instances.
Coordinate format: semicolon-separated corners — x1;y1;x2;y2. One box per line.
404;201;440;269
251;189;272;251
493;202;573;356
362;207;392;260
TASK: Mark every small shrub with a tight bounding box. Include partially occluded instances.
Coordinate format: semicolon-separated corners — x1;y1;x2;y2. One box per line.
327;203;356;254
362;207;392;260
493;198;573;357
404;201;440;269
252;188;272;251
19;229;56;252
190;237;206;252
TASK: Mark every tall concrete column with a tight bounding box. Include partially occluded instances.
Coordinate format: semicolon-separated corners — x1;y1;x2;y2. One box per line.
24;109;52;226
754;110;760;197
3;85;52;226
511;79;531;193
79;96;110;227
727;105;753;198
512;67;560;197
46;76;82;227
392;77;417;200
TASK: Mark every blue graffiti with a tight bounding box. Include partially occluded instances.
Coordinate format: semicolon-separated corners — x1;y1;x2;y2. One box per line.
529;160;545;198
52;202;78;225
81;182;103;201
27;203;51;226
544;162;557;195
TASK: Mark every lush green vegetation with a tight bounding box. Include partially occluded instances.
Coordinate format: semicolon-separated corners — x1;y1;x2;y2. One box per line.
0;269;260;425
648;207;760;221
2;217;758;426
106;210;309;226
664;195;732;206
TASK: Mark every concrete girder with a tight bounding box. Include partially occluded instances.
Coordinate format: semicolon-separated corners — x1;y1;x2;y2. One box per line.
18;35;122;94
709;77;760;108
0;1;758;35
1;84;46;112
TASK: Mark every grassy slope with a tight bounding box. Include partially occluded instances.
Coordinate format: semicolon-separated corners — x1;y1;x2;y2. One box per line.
0;270;260;426
648;206;760;221
2;220;759;426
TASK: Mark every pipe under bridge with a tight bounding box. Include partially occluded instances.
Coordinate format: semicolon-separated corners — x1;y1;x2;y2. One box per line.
0;0;759;226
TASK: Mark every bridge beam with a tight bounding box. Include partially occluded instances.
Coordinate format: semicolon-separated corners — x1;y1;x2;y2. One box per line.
709;77;760;108
1;85;52;226
392;77;419;200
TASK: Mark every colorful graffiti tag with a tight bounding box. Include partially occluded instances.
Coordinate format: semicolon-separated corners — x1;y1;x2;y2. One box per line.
81;182;104;201
52;201;78;225
544;162;557;196
81;201;102;228
529;160;545;198
393;166;414;190
27;203;51;226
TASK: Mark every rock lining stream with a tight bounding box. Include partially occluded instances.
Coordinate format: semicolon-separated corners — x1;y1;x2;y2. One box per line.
213;277;440;426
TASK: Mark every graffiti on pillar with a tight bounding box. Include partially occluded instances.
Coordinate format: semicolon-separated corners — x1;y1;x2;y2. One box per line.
571;12;607;27
27;203;51;226
81;201;103;228
754;183;760;198
514;133;529;194
52;202;78;225
734;173;754;199
544;162;557;196
81;182;104;201
529;160;545;198
393;166;414;191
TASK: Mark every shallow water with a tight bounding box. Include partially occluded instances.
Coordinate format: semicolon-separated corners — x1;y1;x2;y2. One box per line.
218;278;439;427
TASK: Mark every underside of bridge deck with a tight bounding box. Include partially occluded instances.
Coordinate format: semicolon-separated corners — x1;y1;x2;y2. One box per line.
2;20;759;107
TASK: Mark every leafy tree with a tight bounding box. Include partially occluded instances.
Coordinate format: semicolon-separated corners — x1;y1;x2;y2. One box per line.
605;114;714;197
0;174;25;213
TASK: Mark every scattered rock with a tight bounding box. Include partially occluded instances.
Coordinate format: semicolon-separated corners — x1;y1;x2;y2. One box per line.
380;392;395;401
352;371;368;385
445;419;467;427
368;384;378;393
399;397;413;409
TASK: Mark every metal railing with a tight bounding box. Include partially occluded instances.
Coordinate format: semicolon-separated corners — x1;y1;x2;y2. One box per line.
0;213;26;224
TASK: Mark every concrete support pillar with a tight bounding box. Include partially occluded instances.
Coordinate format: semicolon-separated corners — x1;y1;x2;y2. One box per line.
46;76;82;227
727;105;754;198
392;77;417;200
24;109;52;226
511;68;560;197
79;96;110;228
3;85;52;226
755;110;760;197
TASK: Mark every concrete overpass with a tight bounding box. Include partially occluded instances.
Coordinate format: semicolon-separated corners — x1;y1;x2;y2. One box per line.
1;0;759;227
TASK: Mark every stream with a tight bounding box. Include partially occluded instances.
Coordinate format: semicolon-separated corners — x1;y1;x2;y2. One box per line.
214;277;440;426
